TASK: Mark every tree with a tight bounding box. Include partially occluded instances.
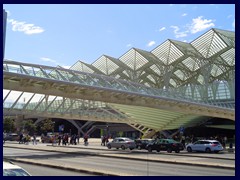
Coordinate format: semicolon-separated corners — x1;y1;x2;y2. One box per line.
3;117;16;133
38;118;54;135
21;120;37;136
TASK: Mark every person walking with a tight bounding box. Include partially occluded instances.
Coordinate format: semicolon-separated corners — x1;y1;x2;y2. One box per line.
84;134;88;146
32;134;37;145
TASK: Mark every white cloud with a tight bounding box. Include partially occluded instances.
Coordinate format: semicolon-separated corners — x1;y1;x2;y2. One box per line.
147;41;156;47
170;26;188;38
40;57;70;68
126;44;132;47
188;16;215;34
8;19;44;35
182;13;187;17
169;4;174;6
159;27;166;32
227;15;233;19
40;57;57;64
62;65;71;69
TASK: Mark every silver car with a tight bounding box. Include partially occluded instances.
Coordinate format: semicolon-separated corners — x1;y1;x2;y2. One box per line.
3;161;31;176
186;140;223;153
107;137;136;150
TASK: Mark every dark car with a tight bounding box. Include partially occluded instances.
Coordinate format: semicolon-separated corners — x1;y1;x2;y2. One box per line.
3;133;19;142
135;139;154;150
146;139;184;153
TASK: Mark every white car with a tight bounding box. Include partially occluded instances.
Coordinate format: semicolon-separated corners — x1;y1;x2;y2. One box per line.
186;140;223;153
3;161;31;176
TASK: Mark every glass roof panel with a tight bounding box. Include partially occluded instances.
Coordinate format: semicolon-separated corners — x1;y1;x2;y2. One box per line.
174;70;185;81
191;29;214;58
182;57;200;71
169;79;177;87
70;61;94;73
197;75;204;84
151;40;171;65
211;64;224;77
135;52;149;70
149;64;162;76
92;56;119;75
220;48;235;66
119;49;136;70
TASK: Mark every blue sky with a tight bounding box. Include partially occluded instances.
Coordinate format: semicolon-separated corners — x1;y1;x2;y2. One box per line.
3;4;235;68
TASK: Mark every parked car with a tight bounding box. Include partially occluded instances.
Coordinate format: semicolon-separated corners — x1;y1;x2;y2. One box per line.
186;140;223;153
41;135;54;143
3;133;19;142
107;137;136;150
146;139;184;153
135;139;154;150
3;161;31;176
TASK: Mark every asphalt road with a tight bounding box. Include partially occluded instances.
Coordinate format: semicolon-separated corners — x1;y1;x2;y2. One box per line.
4;147;235;176
12;162;95;176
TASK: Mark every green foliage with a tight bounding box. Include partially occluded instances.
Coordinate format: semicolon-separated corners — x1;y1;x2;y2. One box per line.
38;118;54;134
3;117;16;133
21;120;37;136
118;131;123;137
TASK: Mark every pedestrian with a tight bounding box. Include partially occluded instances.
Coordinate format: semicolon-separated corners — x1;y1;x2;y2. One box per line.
19;133;23;144
181;135;186;149
84;134;88;146
101;135;104;146
58;135;62;146
224;136;227;149
33;134;37;145
76;134;80;144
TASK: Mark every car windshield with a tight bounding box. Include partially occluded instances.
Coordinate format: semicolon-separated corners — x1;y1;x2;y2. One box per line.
3;169;30;176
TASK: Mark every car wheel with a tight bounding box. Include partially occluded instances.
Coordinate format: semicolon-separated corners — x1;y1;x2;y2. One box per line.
138;146;141;150
175;150;180;153
187;147;192;152
107;145;111;149
116;148;119;149
130;148;133;150
205;148;211;153
156;149;160;153
148;147;152;152
167;148;172;153
121;145;126;150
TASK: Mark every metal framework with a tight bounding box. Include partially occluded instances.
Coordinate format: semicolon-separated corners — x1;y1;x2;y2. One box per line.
3;28;235;137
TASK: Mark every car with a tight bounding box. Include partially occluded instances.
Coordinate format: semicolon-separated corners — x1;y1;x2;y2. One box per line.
135;139;154;150
41;135;55;143
186;140;223;153
107;137;136;150
3;133;19;142
3;161;31;176
146;139;184;153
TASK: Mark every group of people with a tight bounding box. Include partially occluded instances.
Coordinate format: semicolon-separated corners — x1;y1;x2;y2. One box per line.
19;133;37;145
55;134;89;146
101;135;109;146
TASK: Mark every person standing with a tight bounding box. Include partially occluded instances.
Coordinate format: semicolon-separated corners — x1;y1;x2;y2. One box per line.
224;136;228;149
33;134;37;145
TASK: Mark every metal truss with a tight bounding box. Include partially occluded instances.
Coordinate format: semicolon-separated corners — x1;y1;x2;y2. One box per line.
3;28;235;133
3;90;129;123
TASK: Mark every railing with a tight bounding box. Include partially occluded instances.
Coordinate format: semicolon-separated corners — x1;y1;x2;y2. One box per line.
3;60;235;110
